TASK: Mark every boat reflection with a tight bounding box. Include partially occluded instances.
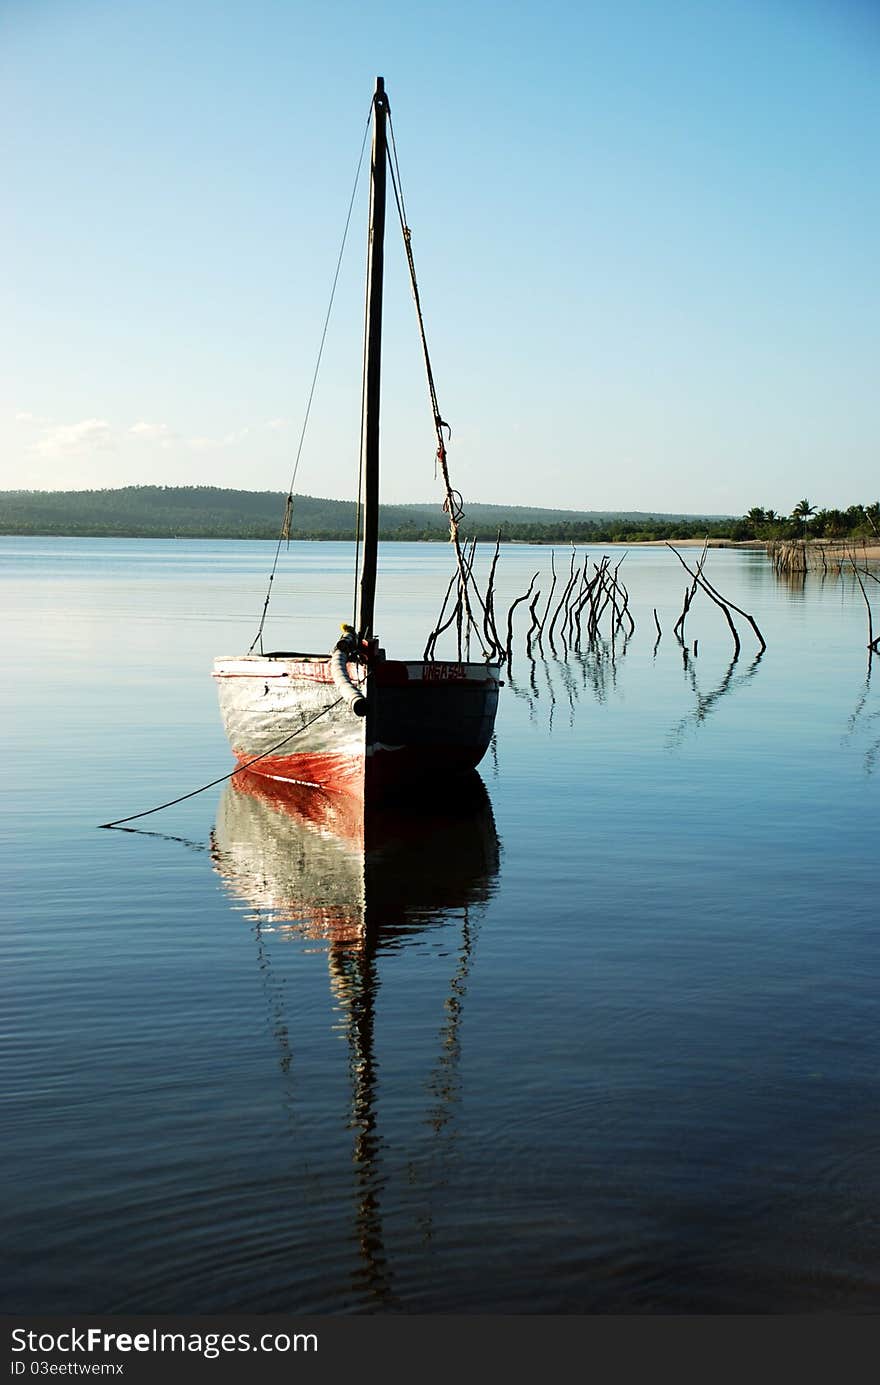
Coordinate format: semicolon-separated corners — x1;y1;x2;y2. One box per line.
211;768;500;944
210;769;501;1305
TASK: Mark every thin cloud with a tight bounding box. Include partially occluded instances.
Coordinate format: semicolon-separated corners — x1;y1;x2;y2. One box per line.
130;421;176;449
14;411;53;426
186;427;250;451
34;419;116;457
19;413;262;461
130;420;173;439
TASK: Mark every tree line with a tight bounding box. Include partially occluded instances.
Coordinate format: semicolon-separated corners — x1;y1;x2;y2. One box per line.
0;486;728;541
0;486;876;543
739;500;879;542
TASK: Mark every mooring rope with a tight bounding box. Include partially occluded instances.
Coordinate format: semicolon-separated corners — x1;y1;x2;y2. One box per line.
99;697;344;829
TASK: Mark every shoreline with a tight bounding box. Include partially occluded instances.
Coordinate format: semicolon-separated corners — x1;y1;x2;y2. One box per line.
616;538;880;560
2;532;878;559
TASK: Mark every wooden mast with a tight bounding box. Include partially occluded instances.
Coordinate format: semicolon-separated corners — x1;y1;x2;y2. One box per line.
356;76;388;642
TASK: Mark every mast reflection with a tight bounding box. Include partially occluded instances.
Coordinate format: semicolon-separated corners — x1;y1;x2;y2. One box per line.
210;770;501;1305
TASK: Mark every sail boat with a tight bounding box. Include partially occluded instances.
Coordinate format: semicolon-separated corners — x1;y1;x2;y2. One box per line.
213;78;501;804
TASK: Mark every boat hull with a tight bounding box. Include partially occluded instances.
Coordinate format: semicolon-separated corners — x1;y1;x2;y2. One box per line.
213;654;500;803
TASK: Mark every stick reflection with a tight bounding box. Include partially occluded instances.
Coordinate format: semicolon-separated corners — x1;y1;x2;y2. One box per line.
666;650;764;749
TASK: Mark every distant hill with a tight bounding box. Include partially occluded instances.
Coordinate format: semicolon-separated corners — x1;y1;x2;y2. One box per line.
0;485;734;541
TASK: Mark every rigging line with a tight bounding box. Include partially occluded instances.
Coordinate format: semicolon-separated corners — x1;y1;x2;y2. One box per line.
386;108;408;225
352;439;364;629
386;117;442;435
98;697;343;829
250;108;372;654
352;419;364;629
386;112;483;651
353;167;372;629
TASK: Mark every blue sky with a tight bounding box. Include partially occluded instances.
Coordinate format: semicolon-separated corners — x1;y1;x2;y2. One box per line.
1;0;877;513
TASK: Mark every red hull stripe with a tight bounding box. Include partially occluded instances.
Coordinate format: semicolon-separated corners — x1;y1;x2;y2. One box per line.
235;743;484;801
216;661;336;683
234;749;364;794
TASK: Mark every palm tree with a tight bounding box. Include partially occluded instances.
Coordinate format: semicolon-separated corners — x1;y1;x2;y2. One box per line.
791;498;817;538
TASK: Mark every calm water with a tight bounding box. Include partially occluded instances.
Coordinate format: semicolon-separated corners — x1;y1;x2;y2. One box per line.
3;537;879;1313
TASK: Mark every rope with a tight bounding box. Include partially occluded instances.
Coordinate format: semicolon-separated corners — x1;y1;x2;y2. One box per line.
99;697;344;828
386;111;481;651
250;109;372;654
